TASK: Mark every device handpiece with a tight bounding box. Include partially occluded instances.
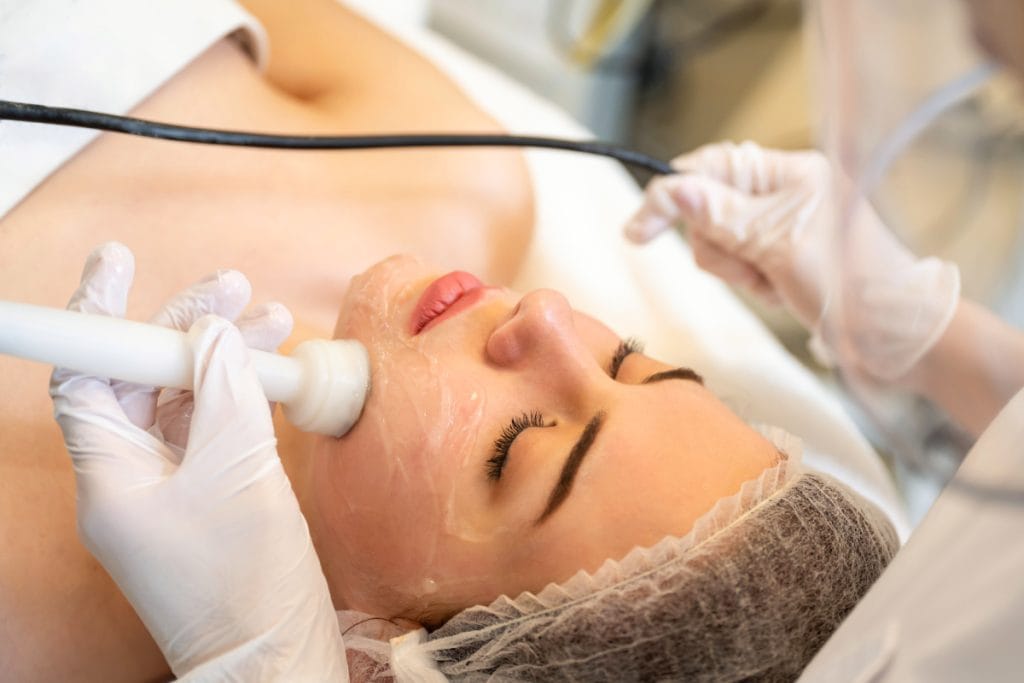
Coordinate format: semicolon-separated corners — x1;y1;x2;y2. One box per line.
0;301;370;437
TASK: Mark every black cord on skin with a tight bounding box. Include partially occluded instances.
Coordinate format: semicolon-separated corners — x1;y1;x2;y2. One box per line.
0;99;675;176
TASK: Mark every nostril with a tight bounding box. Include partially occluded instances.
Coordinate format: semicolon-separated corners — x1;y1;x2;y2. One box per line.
486;298;535;366
486;321;523;366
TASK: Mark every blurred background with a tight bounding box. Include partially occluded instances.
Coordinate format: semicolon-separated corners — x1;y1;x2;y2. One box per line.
352;0;1024;520
429;0;811;154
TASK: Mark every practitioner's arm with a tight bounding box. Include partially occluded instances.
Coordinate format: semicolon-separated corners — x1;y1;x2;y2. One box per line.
907;299;1024;435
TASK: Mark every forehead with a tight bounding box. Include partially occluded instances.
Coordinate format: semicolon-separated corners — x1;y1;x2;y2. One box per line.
531;380;778;552
597;380;743;478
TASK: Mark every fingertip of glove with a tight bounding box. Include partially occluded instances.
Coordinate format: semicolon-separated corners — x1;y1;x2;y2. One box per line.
668;156;690;173
670;140;744;173
81;241;135;284
191;270;252;322
237;302;295;351
648;175;710;225
71;242;136;315
205;269;252;301
264;301;294;333
93;240;133;264
624;214;667;243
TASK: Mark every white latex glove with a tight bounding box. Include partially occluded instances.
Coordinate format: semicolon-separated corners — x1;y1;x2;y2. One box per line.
626;140;961;381
50;242;348;682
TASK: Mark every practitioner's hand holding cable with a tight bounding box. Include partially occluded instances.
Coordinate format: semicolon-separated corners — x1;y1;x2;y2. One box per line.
50;243;348;682
625;140;961;381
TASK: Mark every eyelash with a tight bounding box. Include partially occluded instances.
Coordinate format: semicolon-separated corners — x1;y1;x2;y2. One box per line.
487;410;547;481
610;337;645;379
486;337;645;482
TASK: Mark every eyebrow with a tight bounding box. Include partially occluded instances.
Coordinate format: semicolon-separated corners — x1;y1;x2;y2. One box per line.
533;366;703;524
642;367;704;385
535;411;606;525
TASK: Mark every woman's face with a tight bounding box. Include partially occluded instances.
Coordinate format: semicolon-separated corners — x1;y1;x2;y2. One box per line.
307;255;779;623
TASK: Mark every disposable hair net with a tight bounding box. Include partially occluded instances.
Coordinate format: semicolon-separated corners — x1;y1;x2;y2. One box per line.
341;427;898;681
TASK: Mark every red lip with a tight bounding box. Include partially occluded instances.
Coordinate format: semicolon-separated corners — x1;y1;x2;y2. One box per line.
410;271;490;335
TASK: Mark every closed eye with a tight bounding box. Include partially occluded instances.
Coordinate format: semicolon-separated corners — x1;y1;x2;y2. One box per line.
487;410;550;481
609;337;644;379
610;337;704;386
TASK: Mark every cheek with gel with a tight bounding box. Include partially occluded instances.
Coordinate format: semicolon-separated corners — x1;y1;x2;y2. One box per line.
314;257;495;608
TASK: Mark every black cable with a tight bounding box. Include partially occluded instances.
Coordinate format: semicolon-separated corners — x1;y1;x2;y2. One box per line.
0;99;675;176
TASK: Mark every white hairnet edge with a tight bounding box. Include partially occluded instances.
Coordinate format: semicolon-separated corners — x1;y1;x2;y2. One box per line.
338;424;804;680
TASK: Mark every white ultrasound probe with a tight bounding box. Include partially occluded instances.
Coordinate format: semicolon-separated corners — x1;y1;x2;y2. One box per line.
0;301;370;437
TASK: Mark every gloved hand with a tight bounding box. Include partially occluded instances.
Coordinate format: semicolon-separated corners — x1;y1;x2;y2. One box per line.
625;140;961;381
50;242;348;682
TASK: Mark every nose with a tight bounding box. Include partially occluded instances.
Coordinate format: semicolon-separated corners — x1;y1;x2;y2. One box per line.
486;289;597;393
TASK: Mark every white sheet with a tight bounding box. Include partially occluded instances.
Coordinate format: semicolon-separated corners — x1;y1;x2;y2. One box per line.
340;3;910;540
0;0;267;220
